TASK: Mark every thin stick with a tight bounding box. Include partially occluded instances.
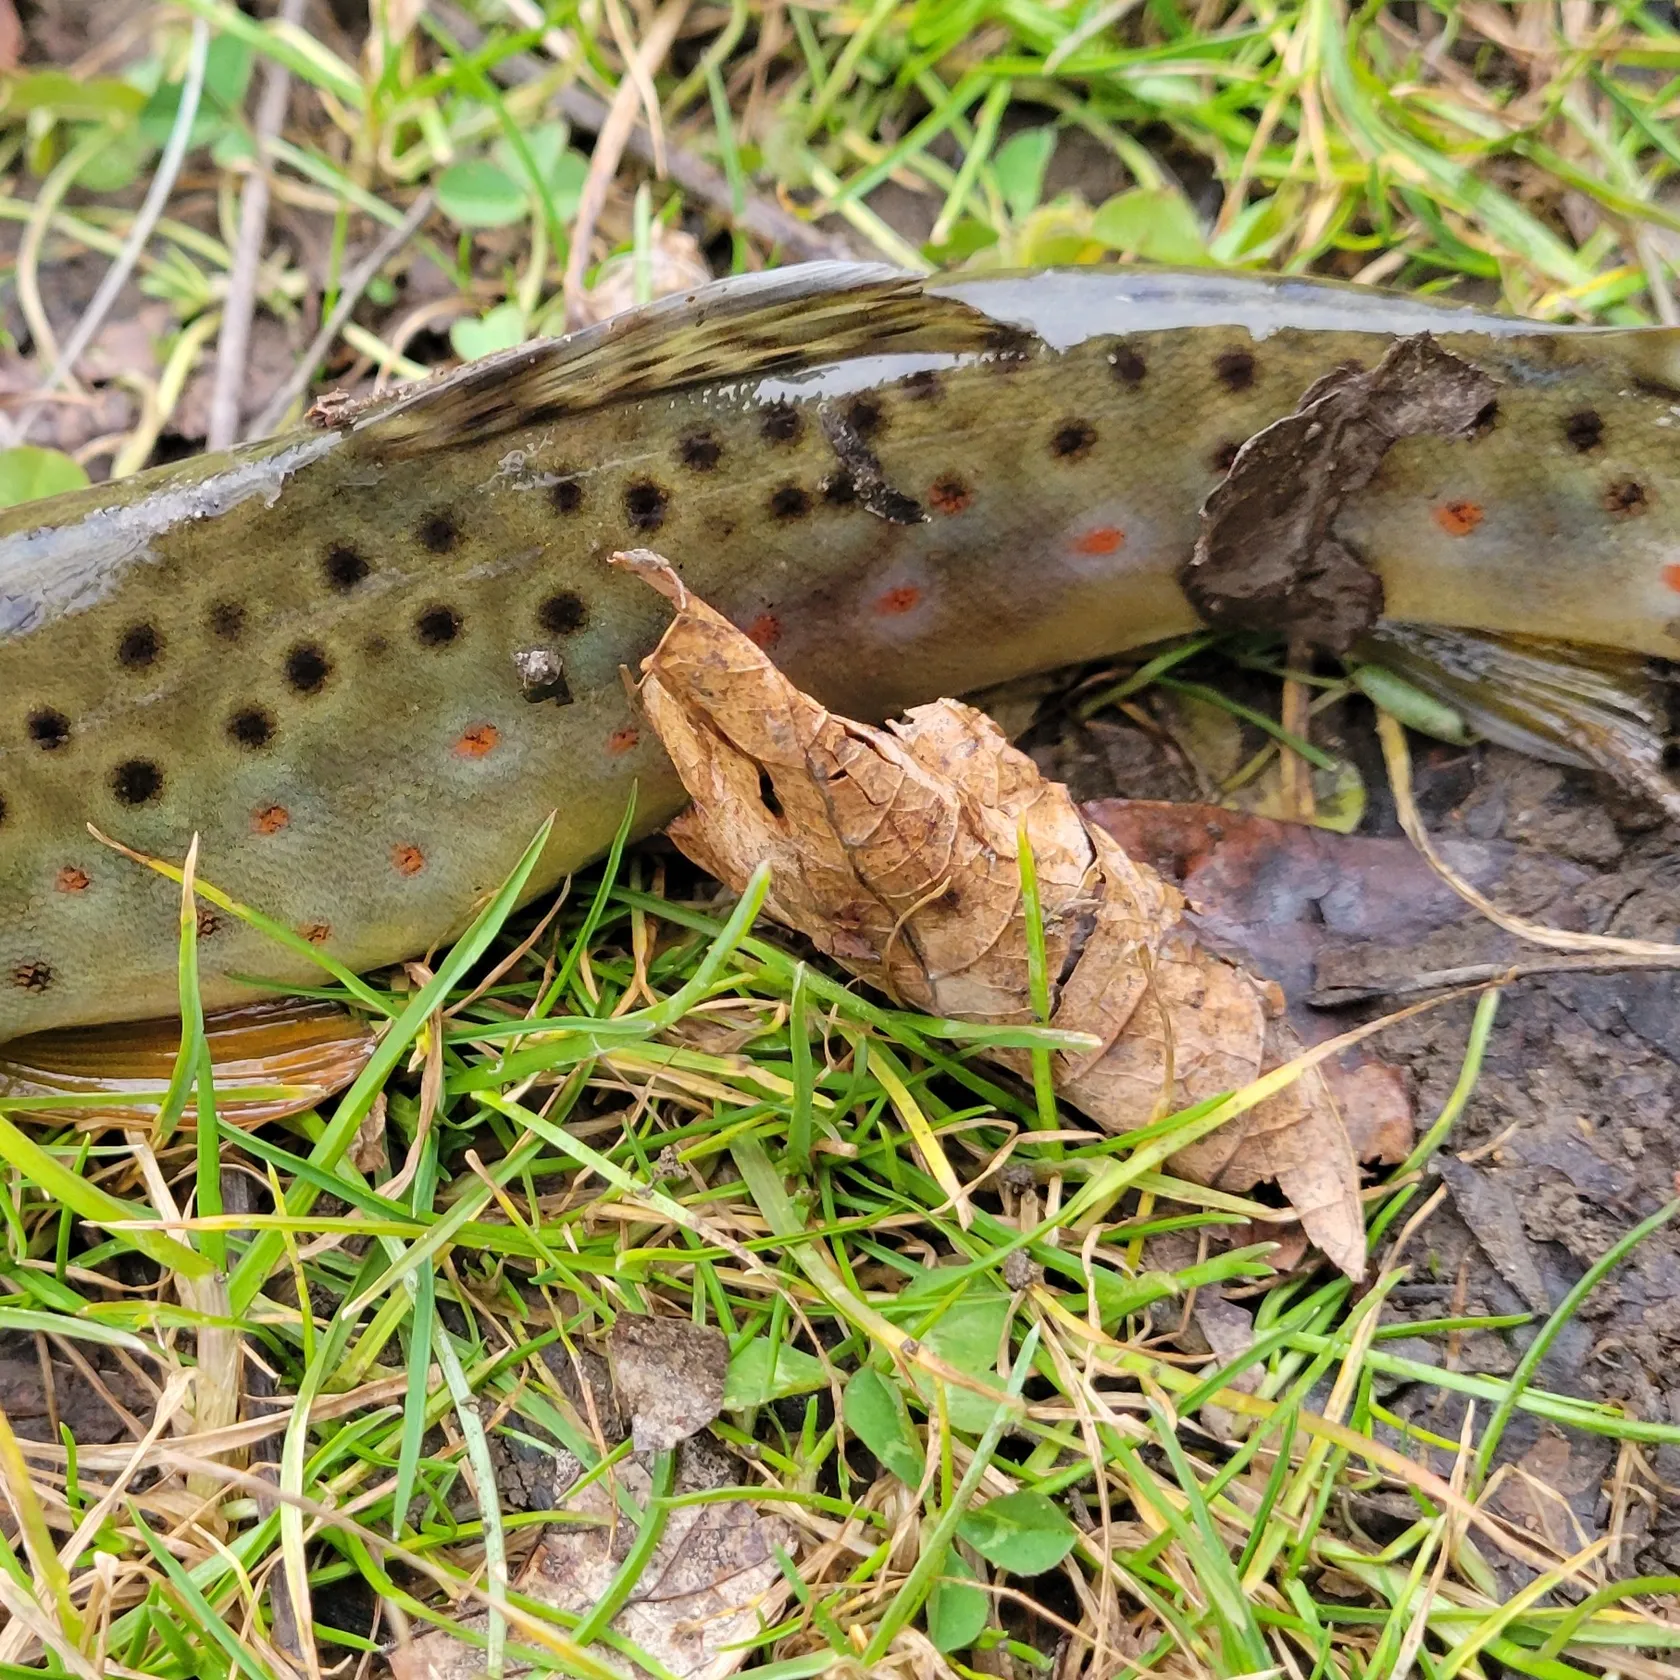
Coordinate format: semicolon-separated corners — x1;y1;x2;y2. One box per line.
207;0;308;451
1311;951;1680;1007
431;0;863;264
246;189;436;440
562;0;692;327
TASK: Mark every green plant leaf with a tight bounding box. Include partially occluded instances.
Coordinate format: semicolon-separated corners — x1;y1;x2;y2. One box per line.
1091;187;1207;264
449;303;527;361
900;1290;1010;1432
724;1337;827;1408
437;159;528;228
74;125;155;193
843;1366;924;1484
958;1489;1079;1575
993;127;1057;224
925;1553;988;1652
494;123;591;220
0;447;89;509
0;71;147;121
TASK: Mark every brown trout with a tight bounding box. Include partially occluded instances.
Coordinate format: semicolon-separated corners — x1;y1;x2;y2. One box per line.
3;261;1680;1046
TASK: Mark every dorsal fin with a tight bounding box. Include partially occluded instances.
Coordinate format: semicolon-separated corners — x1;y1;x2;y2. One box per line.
348;263;1012;459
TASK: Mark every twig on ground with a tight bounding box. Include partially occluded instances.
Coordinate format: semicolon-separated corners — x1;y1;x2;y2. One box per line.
1311;951;1680;1007
246;189;436;439
207;0;308;452
432;0;865;265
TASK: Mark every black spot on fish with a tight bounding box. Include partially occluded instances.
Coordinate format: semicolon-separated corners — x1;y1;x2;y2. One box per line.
117;623;160;669
1051;420;1098;461
624;480;667;532
27;709;69;751
769;485;812;520
901;369;942;401
1210;439;1241;474
10;960;51;994
823;472;857;507
1605;478;1649;517
846;397;884;439
210;601;246;641
112;759;162;806
1109;343;1148;385
417;605;462;647
285;644;332;694
549;476;584;514
228;707;275;749
761;403;802;445
1564;409;1603;452
1467;399;1498;437
1214;349;1256;392
1635;374;1680;402
418;511;459;553
538;592;587;635
0;791;6;827
679;432;722;471
324;543;370;591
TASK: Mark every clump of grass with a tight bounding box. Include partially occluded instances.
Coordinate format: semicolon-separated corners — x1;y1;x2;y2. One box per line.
1;2;1680;1675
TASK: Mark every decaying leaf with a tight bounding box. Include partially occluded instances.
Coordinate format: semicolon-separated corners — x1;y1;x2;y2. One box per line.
1179;333;1497;649
613;549;1366;1279
391;1436;792;1680
608;1312;731;1451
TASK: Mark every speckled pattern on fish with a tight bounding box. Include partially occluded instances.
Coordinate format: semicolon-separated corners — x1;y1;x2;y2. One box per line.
3;262;1680;1039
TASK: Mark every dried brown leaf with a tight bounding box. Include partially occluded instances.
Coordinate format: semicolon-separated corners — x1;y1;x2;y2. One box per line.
615;550;1367;1278
607;1312;730;1452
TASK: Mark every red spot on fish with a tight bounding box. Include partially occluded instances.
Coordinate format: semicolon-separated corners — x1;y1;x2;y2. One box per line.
1662;564;1680;593
875;585;922;616
301;921;332;945
927;476;972;516
607;728;640;756
54;867;89;893
454;723;500;759
745;612;781;649
1433;500;1484;537
1073;526;1125;556
393;844;426;877
253;804;290;835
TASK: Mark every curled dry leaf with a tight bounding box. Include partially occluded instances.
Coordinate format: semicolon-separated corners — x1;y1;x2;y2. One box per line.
612;549;1366;1279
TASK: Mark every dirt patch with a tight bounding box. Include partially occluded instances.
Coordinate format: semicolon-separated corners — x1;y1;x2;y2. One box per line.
1030;681;1680;1577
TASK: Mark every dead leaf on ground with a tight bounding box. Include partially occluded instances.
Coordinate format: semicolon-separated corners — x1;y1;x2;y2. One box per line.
608;1313;731;1451
1179;333;1497;649
391;1435;792;1680
613;548;1367;1279
574;227;713;326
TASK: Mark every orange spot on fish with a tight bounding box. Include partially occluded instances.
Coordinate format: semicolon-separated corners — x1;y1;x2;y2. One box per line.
1433;500;1484;537
54;867;89;893
253;804;290;835
454;723;500;759
607;728;640;756
393;843;426;877
745;612;781;649
1073;526;1125;556
301;921;332;944
1664;564;1680;594
927;476;972;516
875;585;922;616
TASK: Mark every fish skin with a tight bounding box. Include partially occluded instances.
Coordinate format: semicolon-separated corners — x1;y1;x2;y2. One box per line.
3;261;1680;1042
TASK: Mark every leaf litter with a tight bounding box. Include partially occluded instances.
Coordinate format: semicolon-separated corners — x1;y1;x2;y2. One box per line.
615;547;1366;1279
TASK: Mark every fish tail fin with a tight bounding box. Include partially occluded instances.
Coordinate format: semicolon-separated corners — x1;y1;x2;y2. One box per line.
0;997;374;1128
1354;623;1680;819
348;262;1009;459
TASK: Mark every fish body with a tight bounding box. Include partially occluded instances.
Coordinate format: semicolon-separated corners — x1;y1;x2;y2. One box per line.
3;262;1680;1041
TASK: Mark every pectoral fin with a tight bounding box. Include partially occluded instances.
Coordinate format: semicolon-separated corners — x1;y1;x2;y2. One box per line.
0;998;375;1127
1354;623;1679;819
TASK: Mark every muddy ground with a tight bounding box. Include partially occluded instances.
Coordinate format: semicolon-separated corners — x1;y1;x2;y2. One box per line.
1027;670;1680;1576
